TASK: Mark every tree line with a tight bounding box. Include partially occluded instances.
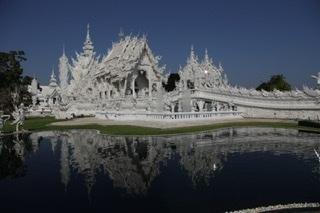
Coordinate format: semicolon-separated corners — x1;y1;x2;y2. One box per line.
0;51;32;114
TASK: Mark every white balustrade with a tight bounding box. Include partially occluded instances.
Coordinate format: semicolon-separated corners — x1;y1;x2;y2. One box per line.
96;111;242;121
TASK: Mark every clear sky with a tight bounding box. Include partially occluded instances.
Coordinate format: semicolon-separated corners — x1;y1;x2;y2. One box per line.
1;0;319;88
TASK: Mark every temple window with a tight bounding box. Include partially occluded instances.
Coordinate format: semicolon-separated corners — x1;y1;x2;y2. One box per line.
187;80;194;89
152;83;157;92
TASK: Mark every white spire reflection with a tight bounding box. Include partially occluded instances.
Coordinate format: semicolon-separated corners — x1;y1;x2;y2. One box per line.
1;128;319;195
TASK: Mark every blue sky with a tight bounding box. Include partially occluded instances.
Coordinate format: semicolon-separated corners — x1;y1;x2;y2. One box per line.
1;0;319;88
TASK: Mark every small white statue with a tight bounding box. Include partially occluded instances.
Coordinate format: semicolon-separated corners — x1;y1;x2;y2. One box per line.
311;72;320;89
0;111;10;134
314;149;320;163
11;103;26;132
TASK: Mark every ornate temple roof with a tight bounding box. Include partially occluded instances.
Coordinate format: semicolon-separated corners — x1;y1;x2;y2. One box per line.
179;47;228;88
96;35;165;81
106;35;146;63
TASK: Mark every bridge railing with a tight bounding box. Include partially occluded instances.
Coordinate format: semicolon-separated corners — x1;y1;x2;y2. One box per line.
96;111;242;121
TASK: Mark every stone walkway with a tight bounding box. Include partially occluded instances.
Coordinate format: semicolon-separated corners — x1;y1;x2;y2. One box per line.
50;117;296;129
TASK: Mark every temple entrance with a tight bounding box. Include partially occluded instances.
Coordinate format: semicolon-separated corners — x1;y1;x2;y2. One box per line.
134;71;149;97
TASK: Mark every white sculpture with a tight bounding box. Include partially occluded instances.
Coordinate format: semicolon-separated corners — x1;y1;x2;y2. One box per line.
11;104;26;132
59;45;70;98
311;72;320;89
315;149;320;162
0;111;10;134
68;24;100;102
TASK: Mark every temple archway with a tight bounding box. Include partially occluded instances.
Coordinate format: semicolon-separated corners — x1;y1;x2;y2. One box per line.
135;71;149;97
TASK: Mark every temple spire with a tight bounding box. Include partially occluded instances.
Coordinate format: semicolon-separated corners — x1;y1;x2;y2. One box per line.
118;27;124;38
83;23;94;56
190;45;194;57
189;45;195;60
51;67;56;79
204;49;209;63
188;45;198;64
31;74;38;95
59;46;70;92
62;44;66;57
49;67;58;88
86;23;91;42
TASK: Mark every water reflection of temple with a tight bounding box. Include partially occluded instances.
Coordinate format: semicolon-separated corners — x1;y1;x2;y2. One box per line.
1;128;320;194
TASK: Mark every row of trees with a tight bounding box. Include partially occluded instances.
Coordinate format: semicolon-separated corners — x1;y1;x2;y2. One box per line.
0;51;32;114
256;74;291;91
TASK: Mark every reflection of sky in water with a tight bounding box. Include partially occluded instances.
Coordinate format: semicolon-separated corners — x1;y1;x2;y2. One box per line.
0;127;320;212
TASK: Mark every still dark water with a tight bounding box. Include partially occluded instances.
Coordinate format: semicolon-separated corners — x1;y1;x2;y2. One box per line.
0;127;320;213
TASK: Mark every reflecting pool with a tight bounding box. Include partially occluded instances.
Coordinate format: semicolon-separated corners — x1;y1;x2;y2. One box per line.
0;127;319;212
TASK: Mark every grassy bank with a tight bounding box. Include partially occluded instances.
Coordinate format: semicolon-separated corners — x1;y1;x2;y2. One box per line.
2;117;320;136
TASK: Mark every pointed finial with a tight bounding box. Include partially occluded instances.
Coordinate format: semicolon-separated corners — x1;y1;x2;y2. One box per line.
190;45;194;57
142;33;148;41
82;23;94;54
62;44;65;56
86;23;91;41
189;45;198;62
49;66;58;87
118;27;124;37
51;66;56;79
204;48;209;62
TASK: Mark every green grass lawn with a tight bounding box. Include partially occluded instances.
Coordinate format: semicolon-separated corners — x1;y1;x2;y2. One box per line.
2;116;320;136
2;117;58;132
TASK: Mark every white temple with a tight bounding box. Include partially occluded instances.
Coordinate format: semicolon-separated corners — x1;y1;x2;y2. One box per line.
29;25;320;121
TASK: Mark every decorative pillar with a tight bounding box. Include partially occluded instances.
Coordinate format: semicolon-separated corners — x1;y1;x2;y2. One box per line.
178;100;182;112
191;100;194;112
148;77;152;98
211;101;215;111
171;104;175;113
132;75;137;98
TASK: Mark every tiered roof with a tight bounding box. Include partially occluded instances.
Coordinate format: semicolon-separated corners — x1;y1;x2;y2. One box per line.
179;47;228;88
96;35;165;81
